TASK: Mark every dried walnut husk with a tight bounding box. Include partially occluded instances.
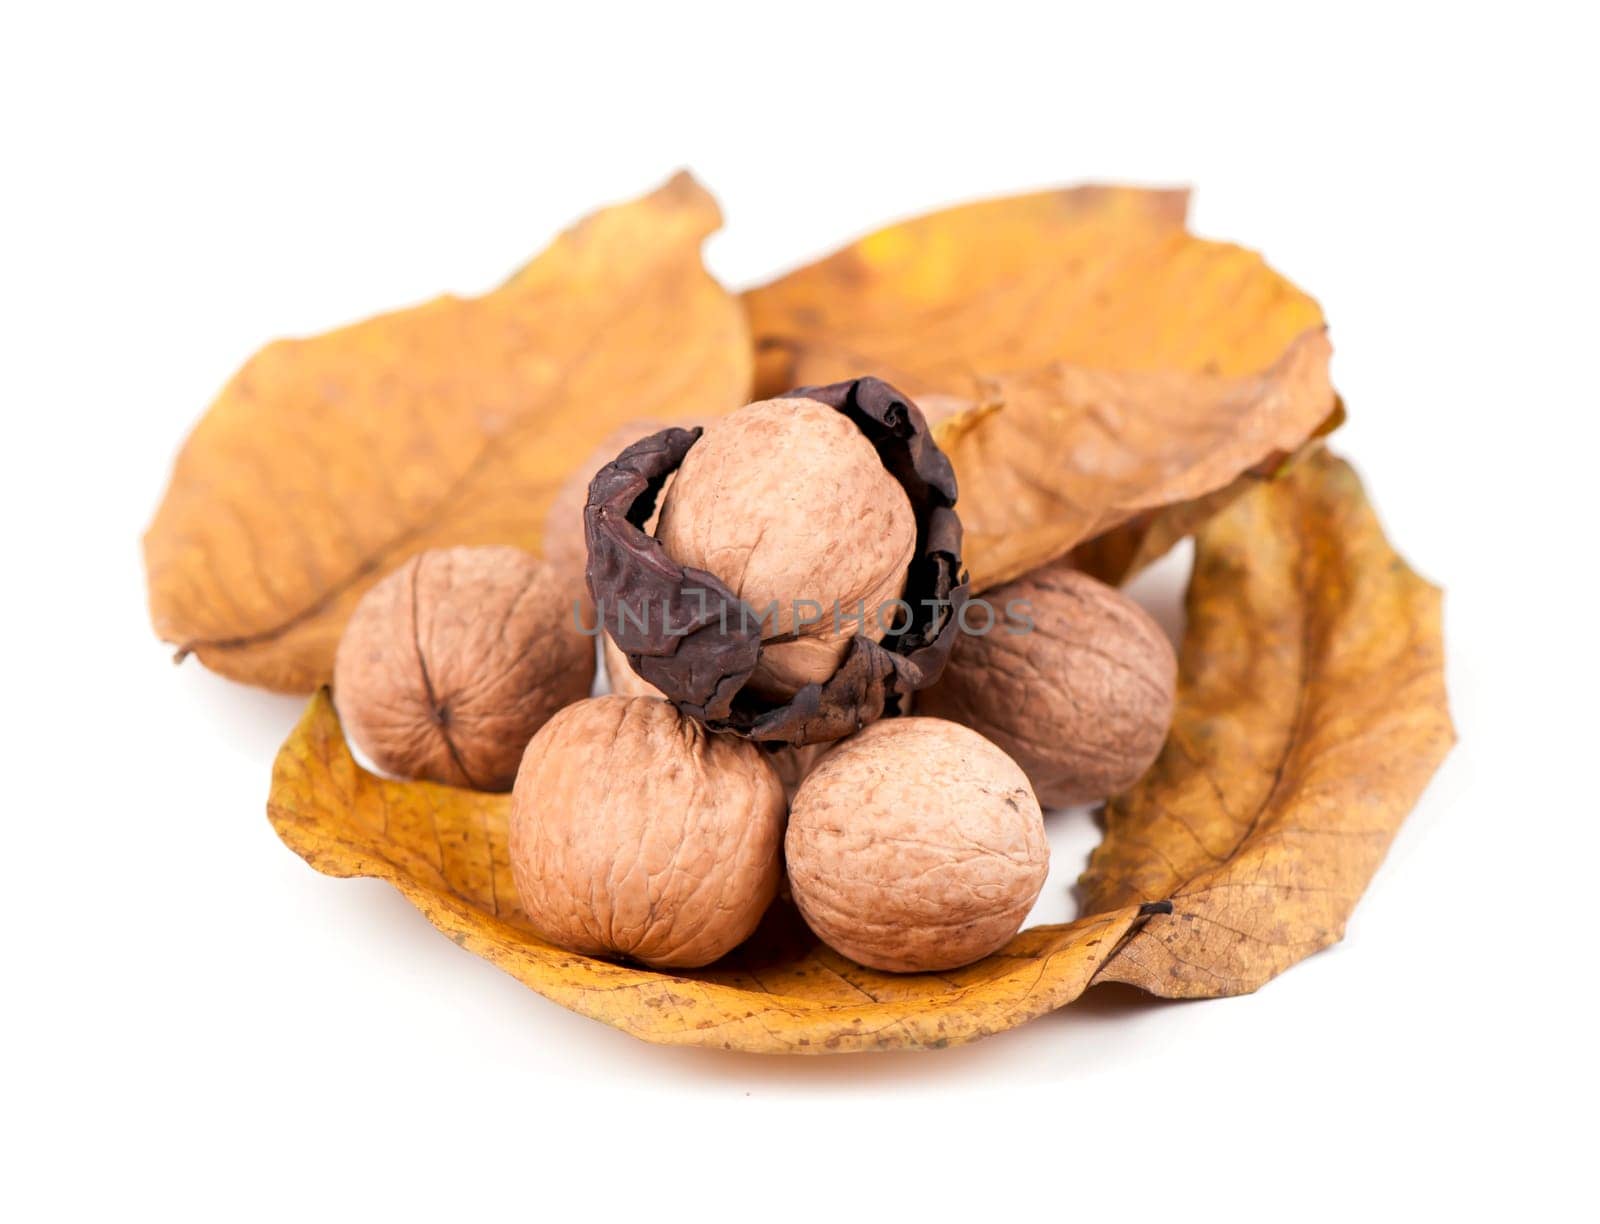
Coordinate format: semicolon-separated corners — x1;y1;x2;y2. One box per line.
584;378;967;747
601;633;831;796
332;546;595;791
509;696;786;969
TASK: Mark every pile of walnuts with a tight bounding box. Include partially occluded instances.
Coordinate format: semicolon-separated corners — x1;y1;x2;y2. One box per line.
333;383;1176;972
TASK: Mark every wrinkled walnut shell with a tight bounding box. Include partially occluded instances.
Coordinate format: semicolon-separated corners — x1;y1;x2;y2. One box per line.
508;696;786;969
583;378;967;747
917;560;1177;807
333;546;595;791
785;717;1049;973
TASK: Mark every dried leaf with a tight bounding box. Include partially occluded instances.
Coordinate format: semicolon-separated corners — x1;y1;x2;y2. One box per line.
1072;402;1348;585
267;690;1138;1053
935;332;1335;590
1083;448;1454;997
746;184;1193;397
267;447;1450;1050
747;184;1334;590
145;173;751;692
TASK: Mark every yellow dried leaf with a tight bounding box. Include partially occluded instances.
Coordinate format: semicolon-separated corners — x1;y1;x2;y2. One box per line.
747;184;1334;588
747;183;1321;392
267;690;1138;1053
746;184;1193;396
144;173;750;693
1084;448;1455;996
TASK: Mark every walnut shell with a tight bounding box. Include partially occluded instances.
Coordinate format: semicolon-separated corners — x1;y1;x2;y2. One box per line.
767;740;831;798
785;717;1048;973
332;546;594;792
917;561;1176;807
601;629;663;700
655;396;917;699
509;696;786;968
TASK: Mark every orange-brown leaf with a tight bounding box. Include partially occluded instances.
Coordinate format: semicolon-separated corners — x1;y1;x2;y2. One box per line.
745;183;1325;392
144;173;750;692
935;331;1335;590
267;691;1138;1053
747;184;1334;589
1071;403;1346;585
1084;448;1454;997
746;184;1193;397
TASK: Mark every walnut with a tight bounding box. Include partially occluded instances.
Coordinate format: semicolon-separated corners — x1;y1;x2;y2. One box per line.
508;696;786;968
654;396;917;699
785;717;1048;972
917;561;1176;807
333;546;594;792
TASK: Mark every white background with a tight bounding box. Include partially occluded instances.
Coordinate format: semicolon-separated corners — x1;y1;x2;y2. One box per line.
4;3;1594;1220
